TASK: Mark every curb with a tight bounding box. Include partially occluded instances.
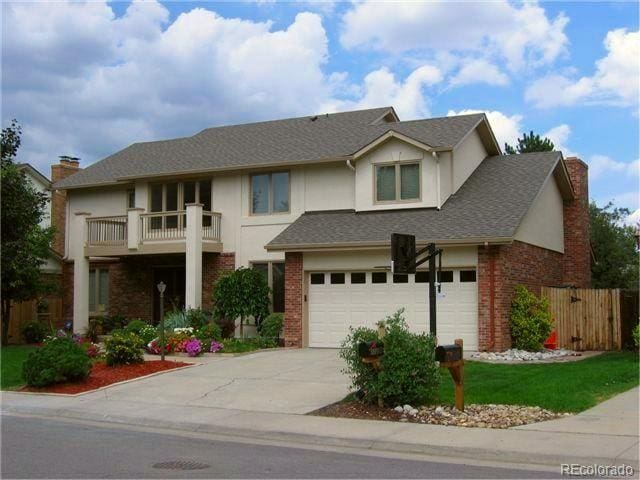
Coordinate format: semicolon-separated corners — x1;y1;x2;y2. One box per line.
2;404;637;470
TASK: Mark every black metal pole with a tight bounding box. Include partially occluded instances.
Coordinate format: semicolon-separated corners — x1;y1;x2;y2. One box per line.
160;292;165;362
428;243;437;337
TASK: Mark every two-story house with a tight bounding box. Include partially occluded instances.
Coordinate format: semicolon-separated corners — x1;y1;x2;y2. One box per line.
52;107;590;351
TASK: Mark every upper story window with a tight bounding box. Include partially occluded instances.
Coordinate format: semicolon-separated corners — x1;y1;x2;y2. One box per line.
251;172;289;215
127;189;135;209
149;180;212;229
375;162;420;203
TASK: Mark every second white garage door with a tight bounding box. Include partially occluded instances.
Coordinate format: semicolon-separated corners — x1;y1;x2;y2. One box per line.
308;269;478;349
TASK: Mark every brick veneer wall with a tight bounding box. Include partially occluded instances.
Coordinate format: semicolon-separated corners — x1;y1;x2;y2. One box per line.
284;252;303;347
62;253;237;326
202;252;235;311
477;241;564;351
50;159;81;257
562;157;591;288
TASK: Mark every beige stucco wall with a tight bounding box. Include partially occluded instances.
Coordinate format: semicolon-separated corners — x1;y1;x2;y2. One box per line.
452;129;487;192
66;187;129;260
437;151;453;207
303;246;478;271
354;138;438;212
305;162;355;211
514;176;565;253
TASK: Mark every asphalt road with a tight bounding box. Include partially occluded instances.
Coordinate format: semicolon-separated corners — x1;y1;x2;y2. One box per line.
1;415;558;479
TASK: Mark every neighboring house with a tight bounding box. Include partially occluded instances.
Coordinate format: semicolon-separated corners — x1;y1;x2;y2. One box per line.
8;163;64;341
52;107;590;351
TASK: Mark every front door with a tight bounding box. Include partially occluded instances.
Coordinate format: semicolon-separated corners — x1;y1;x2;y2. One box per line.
152;266;186;324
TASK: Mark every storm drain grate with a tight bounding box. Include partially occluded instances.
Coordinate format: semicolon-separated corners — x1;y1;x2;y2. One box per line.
152;460;211;471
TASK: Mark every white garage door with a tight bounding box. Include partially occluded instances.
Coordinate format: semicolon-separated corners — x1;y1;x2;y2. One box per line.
308;270;478;349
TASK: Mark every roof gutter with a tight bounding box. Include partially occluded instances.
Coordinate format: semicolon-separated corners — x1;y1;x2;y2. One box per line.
265;236;513;252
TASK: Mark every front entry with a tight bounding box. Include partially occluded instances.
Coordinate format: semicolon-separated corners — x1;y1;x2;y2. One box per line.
153;266;186;324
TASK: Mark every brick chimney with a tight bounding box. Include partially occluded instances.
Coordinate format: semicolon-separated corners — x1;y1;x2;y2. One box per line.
51;156;81;257
562;157;591;287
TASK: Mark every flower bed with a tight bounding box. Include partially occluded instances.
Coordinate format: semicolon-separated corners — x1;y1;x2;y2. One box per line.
21;360;191;395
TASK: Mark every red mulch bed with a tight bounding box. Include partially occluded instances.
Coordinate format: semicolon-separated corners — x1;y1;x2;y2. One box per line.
21;360;191;395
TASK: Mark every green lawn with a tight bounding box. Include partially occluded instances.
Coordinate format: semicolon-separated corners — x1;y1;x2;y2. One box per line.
439;352;639;413
1;345;37;390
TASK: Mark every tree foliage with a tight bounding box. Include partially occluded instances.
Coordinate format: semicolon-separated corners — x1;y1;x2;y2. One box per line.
589;202;639;289
504;130;555;155
213;267;271;338
1;120;55;344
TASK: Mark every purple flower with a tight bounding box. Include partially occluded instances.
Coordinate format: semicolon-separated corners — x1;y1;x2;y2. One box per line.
210;341;223;353
185;338;202;357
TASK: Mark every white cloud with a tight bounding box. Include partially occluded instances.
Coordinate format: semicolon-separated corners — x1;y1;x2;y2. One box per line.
588;155;640;179
624;208;640;227
340;1;568;72
543;124;578;157
526;28;639;108
4;1;443;172
449;59;509;87
447;109;523;149
322;65;442;120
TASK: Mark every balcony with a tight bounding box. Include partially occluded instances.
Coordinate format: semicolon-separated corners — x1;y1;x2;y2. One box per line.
84;207;222;256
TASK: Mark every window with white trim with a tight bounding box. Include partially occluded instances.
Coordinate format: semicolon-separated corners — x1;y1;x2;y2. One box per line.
251;172;290;214
375;162;420;202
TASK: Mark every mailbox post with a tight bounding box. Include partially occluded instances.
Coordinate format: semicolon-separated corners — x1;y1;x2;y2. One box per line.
436;338;464;411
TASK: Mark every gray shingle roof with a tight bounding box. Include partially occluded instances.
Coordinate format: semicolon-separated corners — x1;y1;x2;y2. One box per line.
54;107;486;189
266;151;563;249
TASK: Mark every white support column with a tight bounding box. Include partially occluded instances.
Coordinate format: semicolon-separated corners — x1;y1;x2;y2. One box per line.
73;212;91;334
185;203;203;309
127;208;144;250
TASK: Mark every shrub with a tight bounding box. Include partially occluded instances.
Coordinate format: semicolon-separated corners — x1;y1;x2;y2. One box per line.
85;319;101;343
163;310;187;330
633;324;640;349
185;309;212;330
340;309;440;407
105;331;144;366
23;337;92;387
214;316;236;339
195;323;222;342
259;313;283;339
101;314;126;333
21;321;49;344
509;285;553;351
138;324;158;345
125;319;148;336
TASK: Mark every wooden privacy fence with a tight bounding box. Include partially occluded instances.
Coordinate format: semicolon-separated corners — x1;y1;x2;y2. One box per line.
541;287;639;351
7;297;63;344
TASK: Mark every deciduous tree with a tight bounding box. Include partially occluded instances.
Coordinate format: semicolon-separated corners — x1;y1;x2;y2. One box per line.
1;120;55;344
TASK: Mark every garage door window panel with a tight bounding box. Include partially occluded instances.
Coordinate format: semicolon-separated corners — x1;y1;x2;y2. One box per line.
350;272;366;284
310;273;325;285
372;272;387;283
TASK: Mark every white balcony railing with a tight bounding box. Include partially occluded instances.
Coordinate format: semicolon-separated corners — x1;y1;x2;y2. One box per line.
86;210;222;248
87;216;127;246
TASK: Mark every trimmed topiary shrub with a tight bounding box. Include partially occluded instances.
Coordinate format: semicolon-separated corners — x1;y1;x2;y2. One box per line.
105;331;144;366
340;309;440;407
259;313;283;340
21;321;49;344
23;337;92;387
509;285;553;352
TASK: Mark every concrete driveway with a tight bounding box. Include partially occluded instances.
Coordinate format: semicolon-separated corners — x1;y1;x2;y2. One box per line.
101;348;350;415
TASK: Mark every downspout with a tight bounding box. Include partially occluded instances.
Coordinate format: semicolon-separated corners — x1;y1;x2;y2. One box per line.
345;158;356;171
486;242;496;351
433;151;441;210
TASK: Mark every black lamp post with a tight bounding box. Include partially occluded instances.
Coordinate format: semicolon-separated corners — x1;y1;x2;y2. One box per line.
157;281;166;361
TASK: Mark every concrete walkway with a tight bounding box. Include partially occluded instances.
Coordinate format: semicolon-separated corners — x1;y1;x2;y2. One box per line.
1;349;637;470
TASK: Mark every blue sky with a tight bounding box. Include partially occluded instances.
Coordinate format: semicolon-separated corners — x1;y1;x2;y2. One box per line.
2;1;638;220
